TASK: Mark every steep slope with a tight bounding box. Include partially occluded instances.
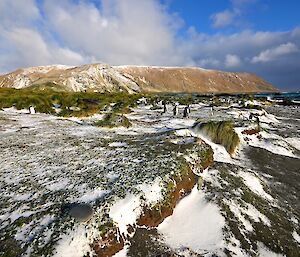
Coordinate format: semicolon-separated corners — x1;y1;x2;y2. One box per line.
0;63;277;93
0;64;141;93
115;66;276;93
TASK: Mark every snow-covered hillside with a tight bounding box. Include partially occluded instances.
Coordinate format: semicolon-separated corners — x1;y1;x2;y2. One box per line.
0;64;140;93
0;63;277;93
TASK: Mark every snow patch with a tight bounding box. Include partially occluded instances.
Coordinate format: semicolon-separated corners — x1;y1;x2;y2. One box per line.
46;178;70;191
257;242;284;257
53;225;93;257
158;186;225;255
292;231;300;244
243;204;271;227
239;171;273;201
109;194;141;235
285;137;300;151
228;202;253;232
78;189;109;203
236;127;298;159
138;178;163;205
109;142;128;147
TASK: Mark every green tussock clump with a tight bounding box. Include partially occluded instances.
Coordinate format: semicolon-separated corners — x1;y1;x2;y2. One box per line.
0;88;55;114
197;120;240;155
94;113;132;128
243;103;263;110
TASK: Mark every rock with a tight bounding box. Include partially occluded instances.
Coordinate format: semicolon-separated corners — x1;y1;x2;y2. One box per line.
62;203;94;222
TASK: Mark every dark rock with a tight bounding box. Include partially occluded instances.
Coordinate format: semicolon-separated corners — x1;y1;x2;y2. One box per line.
61;203;93;222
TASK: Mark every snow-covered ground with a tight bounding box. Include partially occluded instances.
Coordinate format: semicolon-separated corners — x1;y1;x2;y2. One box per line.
158;186;225;256
0;103;299;257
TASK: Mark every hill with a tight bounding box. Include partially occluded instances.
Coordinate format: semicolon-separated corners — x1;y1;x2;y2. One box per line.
0;63;277;93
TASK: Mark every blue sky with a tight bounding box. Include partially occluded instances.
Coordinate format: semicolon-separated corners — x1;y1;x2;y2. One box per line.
0;0;299;90
169;0;300;34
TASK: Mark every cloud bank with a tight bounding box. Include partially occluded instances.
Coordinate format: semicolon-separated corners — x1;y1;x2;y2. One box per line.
0;0;299;90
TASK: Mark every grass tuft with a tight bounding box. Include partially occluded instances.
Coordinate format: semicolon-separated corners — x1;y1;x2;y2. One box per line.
196;120;240;155
94;113;132;128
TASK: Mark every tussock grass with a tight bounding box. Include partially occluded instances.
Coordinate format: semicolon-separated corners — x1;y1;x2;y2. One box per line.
0;88;141;117
94;113;132;128
196;120;240;155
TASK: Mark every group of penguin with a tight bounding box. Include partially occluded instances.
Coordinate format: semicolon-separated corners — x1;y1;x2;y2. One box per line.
161;101;191;118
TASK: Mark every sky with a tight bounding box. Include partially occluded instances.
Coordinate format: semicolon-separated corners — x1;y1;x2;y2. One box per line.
0;0;299;91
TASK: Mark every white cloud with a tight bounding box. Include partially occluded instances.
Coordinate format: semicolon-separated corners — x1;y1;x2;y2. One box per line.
1;28;51;68
225;54;241;67
0;27;87;71
252;43;299;63
0;0;299;89
54;48;86;65
198;58;221;67
0;0;40;27
43;0;184;66
211;10;237;28
210;0;256;29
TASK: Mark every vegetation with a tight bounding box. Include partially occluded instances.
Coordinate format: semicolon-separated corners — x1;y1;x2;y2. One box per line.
1;88;261;118
94;113;132;128
0;88;141;117
243;103;263;110
196;120;240;155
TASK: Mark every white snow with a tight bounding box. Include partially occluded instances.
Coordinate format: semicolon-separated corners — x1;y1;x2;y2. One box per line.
292;230;300;244
2;107;30;114
199;169;224;189
46;178;70;191
109;194;142;235
223;199;271;228
22;65;73;75
53;225;93;257
259;113;279;124
257;242;284;257
235;127;298;159
291;216;299;224
227;236;248;257
78;189;109;203
243;204;271;227
285;137;300;151
228;202;254;232
138;178;163;205
239;171;273;201
175;128;235;164
244;100;262;107
1;101;298;257
158;186;225;255
194;131;235;163
114;65;212;72
112;246;129;257
9;209;38;223
13;193;32;201
109;142;128;147
174;128;193;137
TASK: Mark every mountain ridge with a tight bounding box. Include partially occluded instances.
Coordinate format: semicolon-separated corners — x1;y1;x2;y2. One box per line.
0;63;277;93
